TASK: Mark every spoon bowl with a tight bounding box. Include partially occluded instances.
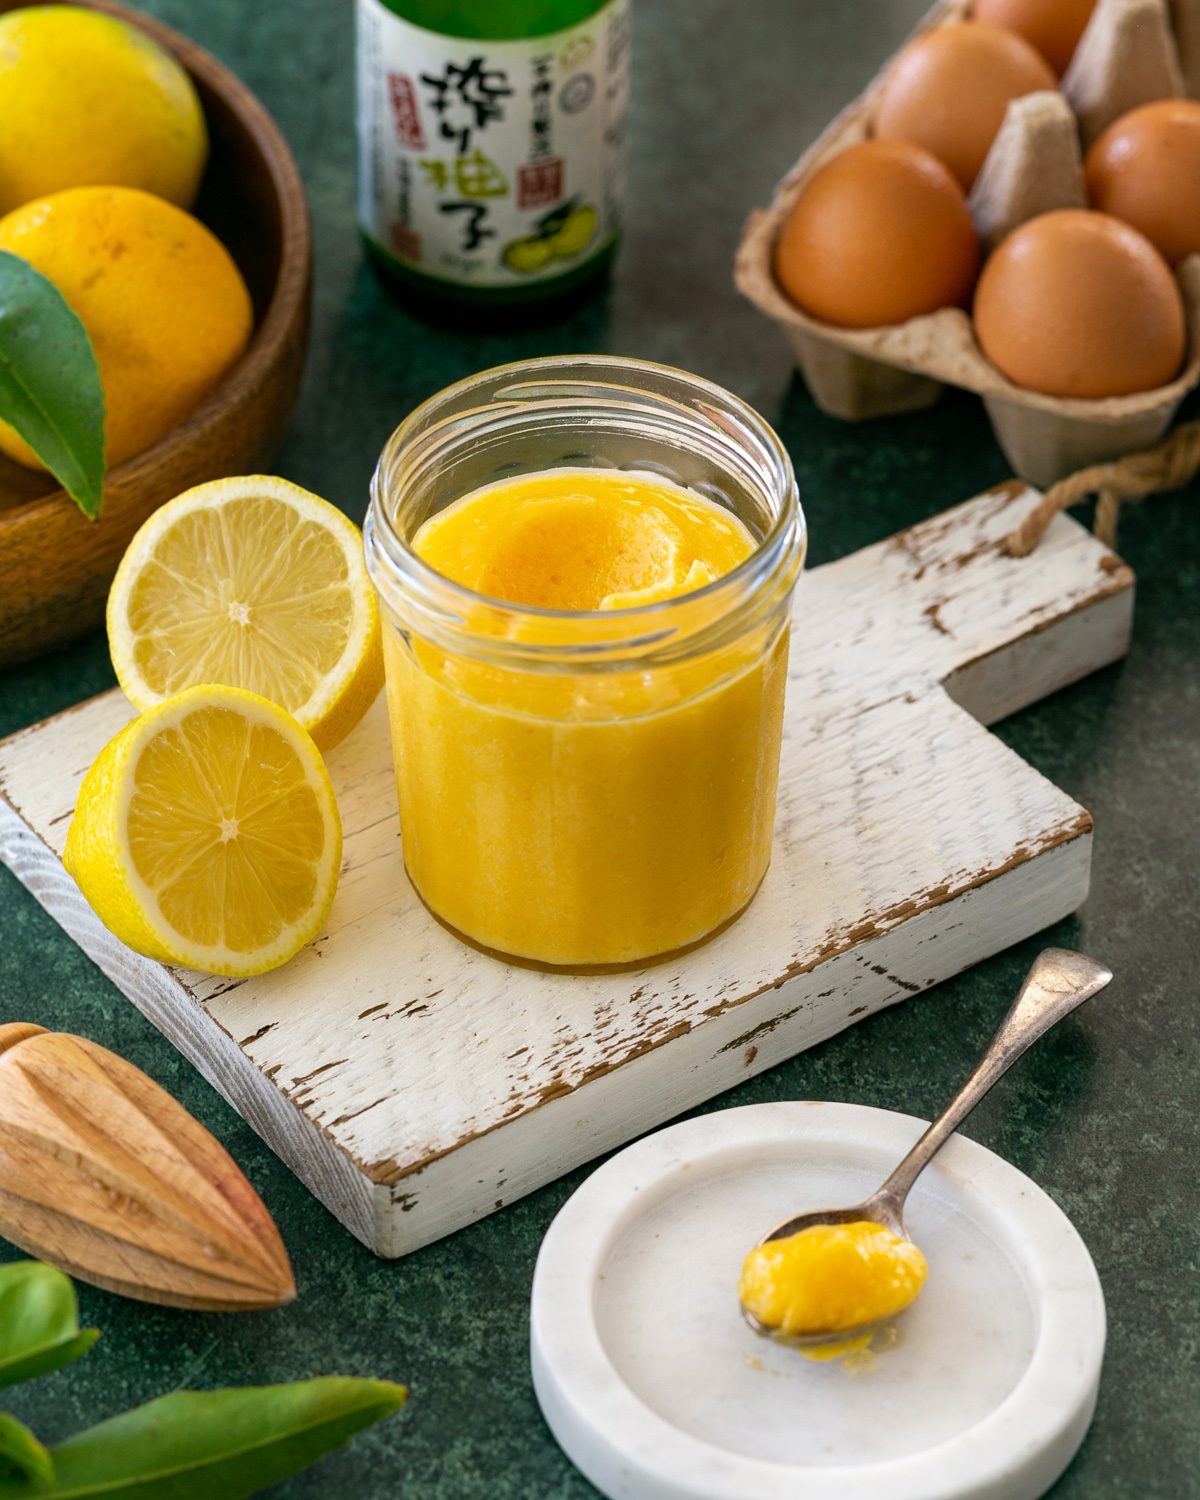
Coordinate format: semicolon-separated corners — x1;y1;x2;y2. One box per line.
741;948;1113;1346
742;1196;909;1344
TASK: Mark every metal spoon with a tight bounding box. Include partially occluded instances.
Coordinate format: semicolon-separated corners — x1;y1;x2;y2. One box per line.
742;946;1113;1346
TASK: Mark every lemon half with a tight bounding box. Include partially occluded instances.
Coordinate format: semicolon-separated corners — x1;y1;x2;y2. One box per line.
107;477;383;751
64;686;342;977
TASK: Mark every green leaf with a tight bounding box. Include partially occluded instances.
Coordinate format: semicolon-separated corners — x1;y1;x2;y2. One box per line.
0;250;105;518
0;1263;99;1390
0;1415;53;1488
0;1378;407;1499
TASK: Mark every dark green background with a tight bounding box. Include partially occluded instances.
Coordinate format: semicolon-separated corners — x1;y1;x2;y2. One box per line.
2;2;1197;1495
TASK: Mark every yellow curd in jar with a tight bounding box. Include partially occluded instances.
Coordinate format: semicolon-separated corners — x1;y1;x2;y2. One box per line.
738;1220;929;1339
381;467;791;969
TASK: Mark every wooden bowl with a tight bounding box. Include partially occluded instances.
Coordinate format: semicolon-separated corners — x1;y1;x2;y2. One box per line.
0;0;311;667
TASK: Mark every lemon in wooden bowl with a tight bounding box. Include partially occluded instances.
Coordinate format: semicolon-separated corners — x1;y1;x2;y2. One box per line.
0;186;252;471
0;2;208;213
0;0;311;670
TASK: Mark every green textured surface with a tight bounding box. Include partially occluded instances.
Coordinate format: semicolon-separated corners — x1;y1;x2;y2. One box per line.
1;2;1198;1496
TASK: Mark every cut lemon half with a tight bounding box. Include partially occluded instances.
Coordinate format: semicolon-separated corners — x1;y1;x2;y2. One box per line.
64;685;342;977
107;476;383;751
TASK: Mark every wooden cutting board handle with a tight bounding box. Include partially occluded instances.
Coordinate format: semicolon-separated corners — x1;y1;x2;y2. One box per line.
0;1025;296;1310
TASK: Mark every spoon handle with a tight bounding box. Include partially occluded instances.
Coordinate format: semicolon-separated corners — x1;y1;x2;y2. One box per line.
870;948;1112;1219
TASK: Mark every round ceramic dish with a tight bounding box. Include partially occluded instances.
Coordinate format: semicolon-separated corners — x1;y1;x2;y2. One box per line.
531;1101;1105;1500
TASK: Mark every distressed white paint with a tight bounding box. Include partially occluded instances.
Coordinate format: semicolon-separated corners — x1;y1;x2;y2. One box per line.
0;484;1134;1255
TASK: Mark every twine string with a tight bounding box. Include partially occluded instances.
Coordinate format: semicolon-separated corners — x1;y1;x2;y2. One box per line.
1005;420;1200;557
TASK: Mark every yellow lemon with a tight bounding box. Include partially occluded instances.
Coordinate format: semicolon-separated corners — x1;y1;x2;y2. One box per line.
0;186;251;469
107;476;383;751
0;4;207;214
64;685;342;977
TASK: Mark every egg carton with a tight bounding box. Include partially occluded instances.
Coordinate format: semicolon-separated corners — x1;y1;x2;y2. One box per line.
735;0;1200;486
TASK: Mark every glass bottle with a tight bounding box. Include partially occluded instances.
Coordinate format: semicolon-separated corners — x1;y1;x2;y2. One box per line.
355;0;630;313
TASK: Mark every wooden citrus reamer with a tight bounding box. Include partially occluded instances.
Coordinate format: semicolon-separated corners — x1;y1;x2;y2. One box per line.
0;1023;295;1310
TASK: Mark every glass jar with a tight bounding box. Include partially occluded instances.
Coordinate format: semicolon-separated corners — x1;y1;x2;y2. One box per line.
364;356;805;970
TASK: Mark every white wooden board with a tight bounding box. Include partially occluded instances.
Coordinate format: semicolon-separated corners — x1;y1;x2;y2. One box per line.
0;483;1134;1257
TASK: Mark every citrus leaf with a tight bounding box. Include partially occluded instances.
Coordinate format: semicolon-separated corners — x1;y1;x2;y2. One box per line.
0;250;105;519
0;1262;99;1390
0;1378;408;1499
0;1415;52;1488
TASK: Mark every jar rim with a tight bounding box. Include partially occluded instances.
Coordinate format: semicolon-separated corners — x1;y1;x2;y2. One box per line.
365;354;805;664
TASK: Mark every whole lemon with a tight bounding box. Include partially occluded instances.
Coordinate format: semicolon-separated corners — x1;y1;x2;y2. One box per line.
0;187;252;469
0;4;207;215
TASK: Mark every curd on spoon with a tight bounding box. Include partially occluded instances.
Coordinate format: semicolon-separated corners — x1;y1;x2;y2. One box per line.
738;1219;928;1339
738;949;1113;1351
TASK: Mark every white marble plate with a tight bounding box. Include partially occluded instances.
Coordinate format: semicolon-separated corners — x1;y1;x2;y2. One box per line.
530;1101;1105;1500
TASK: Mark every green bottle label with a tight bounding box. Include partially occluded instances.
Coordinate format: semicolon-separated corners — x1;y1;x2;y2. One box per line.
356;0;629;290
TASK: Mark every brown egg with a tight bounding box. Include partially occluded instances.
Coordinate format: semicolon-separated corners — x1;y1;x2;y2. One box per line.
974;210;1186;397
774;140;980;329
1085;101;1200;266
973;0;1097;75
873;22;1058;189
